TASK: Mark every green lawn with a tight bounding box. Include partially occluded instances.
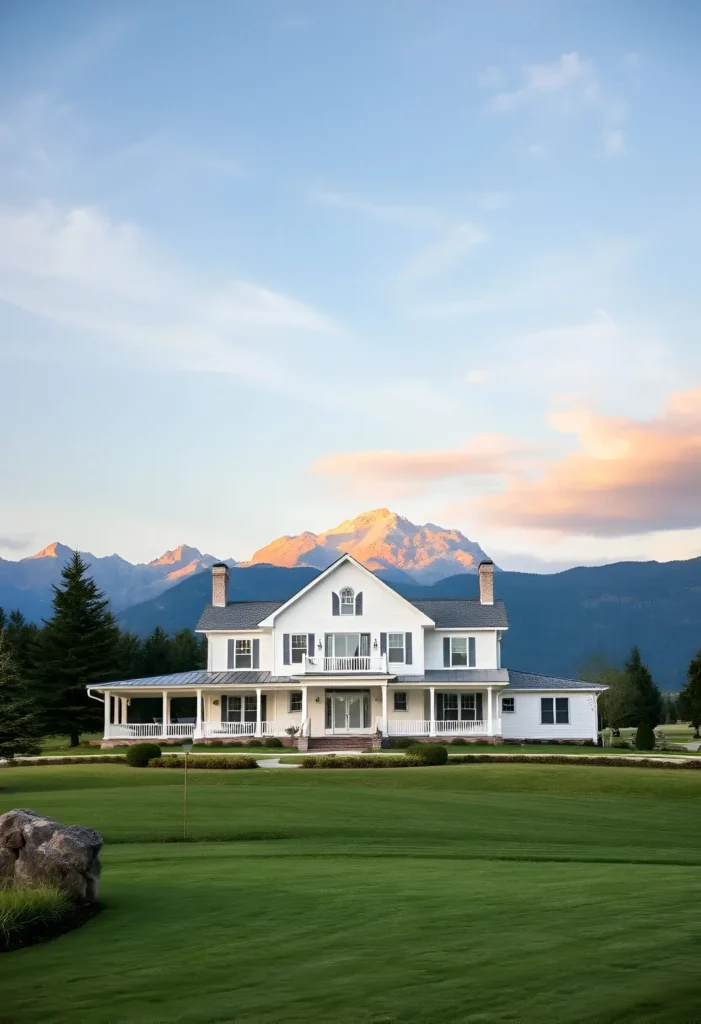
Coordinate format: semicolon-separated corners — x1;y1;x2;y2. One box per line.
1;762;701;1023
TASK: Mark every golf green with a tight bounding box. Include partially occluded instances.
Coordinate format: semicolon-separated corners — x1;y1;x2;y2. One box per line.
1;762;700;1023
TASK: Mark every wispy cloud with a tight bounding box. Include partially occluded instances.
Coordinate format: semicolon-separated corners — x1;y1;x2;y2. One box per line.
0;202;334;381
602;128;625;156
308;188;444;229
399;222;488;282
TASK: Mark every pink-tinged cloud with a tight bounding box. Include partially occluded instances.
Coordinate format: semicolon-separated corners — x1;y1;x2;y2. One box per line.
480;388;701;536
310;434;539;482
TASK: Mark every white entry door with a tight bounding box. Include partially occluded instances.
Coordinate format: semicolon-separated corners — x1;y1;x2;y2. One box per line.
325;691;371;733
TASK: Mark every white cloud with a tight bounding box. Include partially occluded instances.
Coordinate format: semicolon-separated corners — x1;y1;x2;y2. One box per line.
399;222;488;282
527;142;548;158
308;188;444;229
488;52;593;112
602;128;625;156
477;66;503;89
466;369;490;385
0;202;334;381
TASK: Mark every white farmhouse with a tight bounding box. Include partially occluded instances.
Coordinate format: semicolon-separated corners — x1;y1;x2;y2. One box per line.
91;555;604;748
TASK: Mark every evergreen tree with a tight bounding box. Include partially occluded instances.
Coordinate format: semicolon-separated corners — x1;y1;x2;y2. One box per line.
116;631;143;679
33;551;121;746
139;626;173;676
678;651;701;738
0;635;42;758
4;609;39;676
170;629;206;672
624;646;662;727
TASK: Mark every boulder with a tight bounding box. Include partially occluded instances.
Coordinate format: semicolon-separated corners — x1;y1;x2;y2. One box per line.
0;809;102;902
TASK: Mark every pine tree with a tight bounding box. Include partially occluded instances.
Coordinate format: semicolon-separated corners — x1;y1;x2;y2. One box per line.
139;626;173;677
4;609;39;676
624;646;662;728
170;629;206;672
0;635;42;758
33;551;121;746
678;651;701;737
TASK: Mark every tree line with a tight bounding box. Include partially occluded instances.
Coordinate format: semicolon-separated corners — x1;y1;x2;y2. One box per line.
580;646;701;740
0;551;205;755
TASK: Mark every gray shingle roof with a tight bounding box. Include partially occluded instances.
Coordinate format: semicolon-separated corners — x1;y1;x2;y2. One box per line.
395;669;509;683
409;599;508;628
195;601;284;631
507;670;606;691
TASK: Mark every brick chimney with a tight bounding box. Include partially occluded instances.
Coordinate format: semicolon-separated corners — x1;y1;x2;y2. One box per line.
478;560;494;605
211;563;229;607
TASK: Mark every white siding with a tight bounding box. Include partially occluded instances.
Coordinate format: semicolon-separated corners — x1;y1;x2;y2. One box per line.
501;691;598;742
207;632;273;673
270;561;430;676
423;629;499;670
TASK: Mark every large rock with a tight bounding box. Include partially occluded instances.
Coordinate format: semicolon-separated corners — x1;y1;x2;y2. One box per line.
0;809;102;902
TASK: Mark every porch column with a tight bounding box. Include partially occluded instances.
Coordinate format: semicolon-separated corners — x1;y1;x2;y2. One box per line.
487;687;493;736
381;684;388;735
120;696;128;725
429;687;436;737
195;688;203;739
255;688;262;738
104;690;111;739
301;686;308;733
162;690;169;739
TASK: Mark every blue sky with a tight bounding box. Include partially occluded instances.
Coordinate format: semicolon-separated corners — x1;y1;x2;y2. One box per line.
1;0;701;571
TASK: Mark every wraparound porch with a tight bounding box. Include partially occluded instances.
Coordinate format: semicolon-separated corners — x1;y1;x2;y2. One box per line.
97;683;505;743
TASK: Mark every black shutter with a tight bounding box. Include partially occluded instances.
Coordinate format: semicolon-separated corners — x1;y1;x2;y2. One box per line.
332;592;340;616
380;632;387;655
355;591;363;615
261;694;267;724
252;638;260;669
221;695;229;722
307;633;315;656
283;634;290;665
227;639;234;669
469;637;476;667
476;692;483;721
443;637;450;667
436;693;444;721
405;632;413;665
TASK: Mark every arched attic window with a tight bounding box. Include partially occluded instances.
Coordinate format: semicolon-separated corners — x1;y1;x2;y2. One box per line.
340;587;355;615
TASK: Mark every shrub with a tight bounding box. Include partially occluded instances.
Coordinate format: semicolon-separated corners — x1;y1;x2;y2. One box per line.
635;723;656;751
300;756;424;769
148;755;258;769
450;737;468;746
392;737;416;749
246;738;262;748
405;743;448;765
263;737;283;748
0;884;76;953
125;743;162;768
7;755;125;766
449;754;701;770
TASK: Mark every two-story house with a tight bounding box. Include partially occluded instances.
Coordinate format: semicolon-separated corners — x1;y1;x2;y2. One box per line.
91;554;604;748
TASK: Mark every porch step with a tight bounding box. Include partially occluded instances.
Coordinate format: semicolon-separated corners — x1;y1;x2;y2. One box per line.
308;736;371;752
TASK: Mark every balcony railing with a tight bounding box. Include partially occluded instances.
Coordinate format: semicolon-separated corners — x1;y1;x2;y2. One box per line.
297;654;388;674
108;723;196;739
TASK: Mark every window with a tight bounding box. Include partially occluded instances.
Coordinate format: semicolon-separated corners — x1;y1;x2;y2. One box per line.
289;691;303;713
394;691;408;712
451;638;467;666
224;695;257;722
235;639;252;669
541;697;569;724
291;635;307;664
388;632;405;664
340;587;355;615
502;697;515;714
325;633;370;658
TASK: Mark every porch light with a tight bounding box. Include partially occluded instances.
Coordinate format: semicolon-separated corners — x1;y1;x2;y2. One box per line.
317;640;322;650
373;639;378;650
213;699;220;706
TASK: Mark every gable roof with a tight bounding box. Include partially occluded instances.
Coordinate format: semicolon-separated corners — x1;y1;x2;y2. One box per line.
409;599;508;628
256;552;434;627
196;600;283;631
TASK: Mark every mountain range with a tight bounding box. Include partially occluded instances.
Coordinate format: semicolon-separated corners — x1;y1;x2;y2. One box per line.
0;509;490;620
3;508;701;688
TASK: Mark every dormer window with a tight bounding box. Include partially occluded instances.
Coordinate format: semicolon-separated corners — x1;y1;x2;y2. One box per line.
340;587;355;615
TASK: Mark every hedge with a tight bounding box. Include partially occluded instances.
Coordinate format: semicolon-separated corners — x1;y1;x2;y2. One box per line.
449;754;701;770
405;743;448;765
300;756;425;769
148;756;258;769
125;743;162;768
4;756;126;767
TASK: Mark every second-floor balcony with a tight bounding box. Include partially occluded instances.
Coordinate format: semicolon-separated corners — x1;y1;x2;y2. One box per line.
295;654;389;675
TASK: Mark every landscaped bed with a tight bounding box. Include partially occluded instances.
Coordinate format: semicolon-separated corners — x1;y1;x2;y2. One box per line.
0;884;95;953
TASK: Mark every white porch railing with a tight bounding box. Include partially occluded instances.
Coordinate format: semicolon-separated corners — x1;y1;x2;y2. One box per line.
300;655;388;674
202;721;280;738
385;719;487;737
108;723;196;739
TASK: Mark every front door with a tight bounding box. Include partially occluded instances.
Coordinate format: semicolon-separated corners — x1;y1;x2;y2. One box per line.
325;690;371;733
